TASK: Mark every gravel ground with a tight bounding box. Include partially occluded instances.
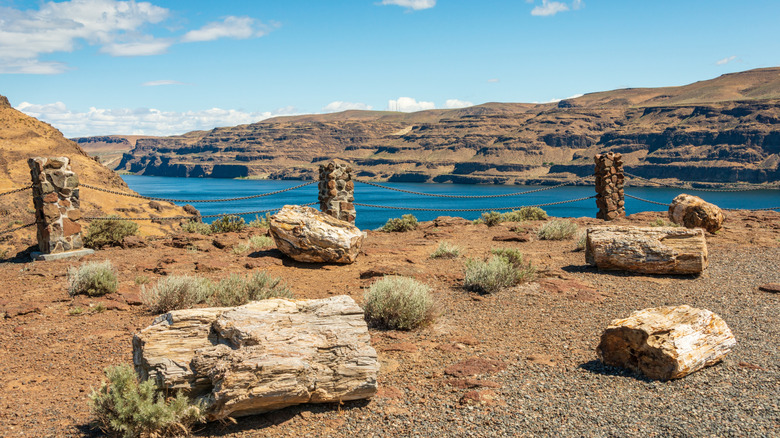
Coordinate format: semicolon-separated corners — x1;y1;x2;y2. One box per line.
0;210;778;437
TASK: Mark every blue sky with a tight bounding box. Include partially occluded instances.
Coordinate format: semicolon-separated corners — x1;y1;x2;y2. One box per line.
1;0;778;137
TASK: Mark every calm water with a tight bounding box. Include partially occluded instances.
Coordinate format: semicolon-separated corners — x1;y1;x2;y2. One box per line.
122;175;779;230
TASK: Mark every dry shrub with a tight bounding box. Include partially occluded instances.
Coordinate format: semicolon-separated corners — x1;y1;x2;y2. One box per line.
430;241;462;259
68;260;118;297
381;214;418;232
363;276;435;330
537;219;578;240
84;218;138;248
141;275;212;313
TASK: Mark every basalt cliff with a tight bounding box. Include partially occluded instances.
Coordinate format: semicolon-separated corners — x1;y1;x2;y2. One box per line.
84;68;780;185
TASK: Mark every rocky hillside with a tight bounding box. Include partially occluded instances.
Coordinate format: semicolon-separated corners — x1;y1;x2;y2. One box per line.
0;94;190;251
93;68;780;185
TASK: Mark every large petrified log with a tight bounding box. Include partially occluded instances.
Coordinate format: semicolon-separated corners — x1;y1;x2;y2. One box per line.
597;305;736;380
585;226;707;274
668;194;724;233
133;296;379;420
269;205;364;264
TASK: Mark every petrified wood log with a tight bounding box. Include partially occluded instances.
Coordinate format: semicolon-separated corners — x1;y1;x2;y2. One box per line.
597;305;736;380
585;226;707;274
668;194;724;233
269;205;364;264
133;296;379;420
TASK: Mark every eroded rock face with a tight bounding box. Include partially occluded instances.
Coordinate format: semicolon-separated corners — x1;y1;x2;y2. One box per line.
586;226;708;274
597;305;736;380
668;194;724;233
133;296;379;421
269;205;364;264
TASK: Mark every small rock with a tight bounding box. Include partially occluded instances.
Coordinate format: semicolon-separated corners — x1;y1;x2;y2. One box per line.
433;216;471;227
758;283;780;293
148;201;165;211
459;390;503;407
444;357;507;378
121;235;146;249
492;233;530;242
668;194;724;233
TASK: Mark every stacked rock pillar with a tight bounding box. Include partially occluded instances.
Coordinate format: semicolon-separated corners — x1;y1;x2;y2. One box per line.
594;152;625;221
28;157;85;254
318;161;356;223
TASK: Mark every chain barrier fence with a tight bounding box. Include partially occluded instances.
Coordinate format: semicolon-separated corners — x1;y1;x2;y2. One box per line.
354;178;589;198
80;180;317;203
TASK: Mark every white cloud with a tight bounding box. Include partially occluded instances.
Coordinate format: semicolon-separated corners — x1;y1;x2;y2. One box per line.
0;1;275;74
530;0;583;16
322;101;373;112
532;93;584;104
716;55;737;66
100;37;172;56
380;0;436;11
16;101;297;137
141;80;187;86
181;16;274;42
487;78;500;83
388;97;436;112
444;99;473;109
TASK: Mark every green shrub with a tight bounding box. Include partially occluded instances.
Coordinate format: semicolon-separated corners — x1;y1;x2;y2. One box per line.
490;248;535;282
381;214;418;232
68;260;118;297
480;211;502;227
464;255;525;294
649;218;680;227
248;213;271;228
502;206;548;222
210;215;245;233
141;275;212;313
88;364;204;438
210;272;291;307
181;220;212;235
249;235;274;250
537;219;578;240
363;276;435;330
69;306;84;315
84;217;139;248
430;241;462;259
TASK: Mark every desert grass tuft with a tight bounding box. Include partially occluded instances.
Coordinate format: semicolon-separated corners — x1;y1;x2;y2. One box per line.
141;275;212;313
209;272;291;307
537;219;578;240
67;260;118;297
430;241;462;259
363;276;435;330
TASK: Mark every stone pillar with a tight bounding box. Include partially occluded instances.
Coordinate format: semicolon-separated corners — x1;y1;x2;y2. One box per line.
28;157;85;254
318;161;356;223
594;152;625;221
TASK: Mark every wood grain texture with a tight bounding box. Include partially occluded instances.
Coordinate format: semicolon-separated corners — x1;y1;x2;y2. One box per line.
585;226;707;274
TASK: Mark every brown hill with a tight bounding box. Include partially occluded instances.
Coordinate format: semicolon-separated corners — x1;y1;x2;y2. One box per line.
92;68;780;185
0;94;190;253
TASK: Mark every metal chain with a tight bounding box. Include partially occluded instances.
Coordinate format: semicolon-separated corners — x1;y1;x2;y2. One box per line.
624;172;779;192
354;195;596;212
0;222;37;235
354;178;587;198
82;203;317;221
80;180;316;203
724;206;780;212
0;185;33;197
624;194;672;207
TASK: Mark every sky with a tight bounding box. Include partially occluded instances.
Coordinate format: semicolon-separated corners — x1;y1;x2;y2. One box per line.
1;0;779;138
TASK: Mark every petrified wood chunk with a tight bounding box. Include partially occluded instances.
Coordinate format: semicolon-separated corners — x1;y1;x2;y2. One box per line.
269;205;364;264
133;296;379;420
597;305;736;380
668;194;724;233
585;226;707;274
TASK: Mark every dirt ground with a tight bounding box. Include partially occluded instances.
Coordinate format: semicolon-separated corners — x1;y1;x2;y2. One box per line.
0;210;778;437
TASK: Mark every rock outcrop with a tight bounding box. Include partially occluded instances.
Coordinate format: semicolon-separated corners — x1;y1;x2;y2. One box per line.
133;296;379;420
585;226;708;274
597;305;736;380
668;194;725;233
100;69;780;186
269;205;364;264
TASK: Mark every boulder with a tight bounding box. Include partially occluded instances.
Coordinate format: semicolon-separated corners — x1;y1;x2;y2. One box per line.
269;205;364;264
133;296;379;421
586;226;707;274
668;194;724;233
597;305;736;380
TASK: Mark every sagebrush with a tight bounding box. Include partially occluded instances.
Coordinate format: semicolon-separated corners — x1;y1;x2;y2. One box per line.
502;206;548;222
210;215;245;233
649;218;680;228
480;211;502;227
89;364;204;438
363;276;435;330
537;219;578;240
464;253;532;294
141;275;212;313
68;260;118;297
181;220;212;235
210;272;292;307
83;218;138;248
381;214;418;232
430;241;462;259
248;213;272;228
